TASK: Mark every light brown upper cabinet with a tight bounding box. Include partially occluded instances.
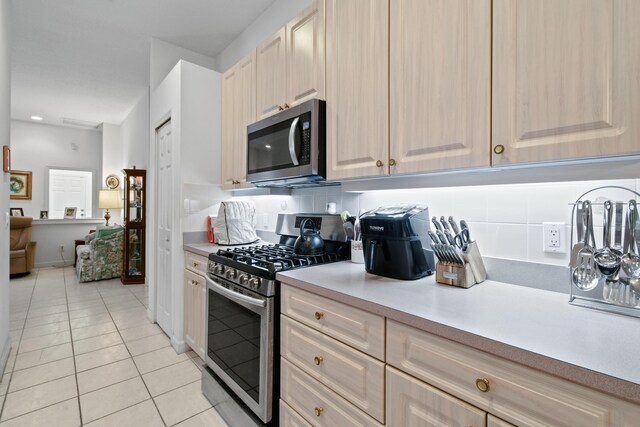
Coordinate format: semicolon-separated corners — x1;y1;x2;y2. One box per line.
256;0;325;120
326;0;389;180
492;0;640;165
327;0;490;181
222;51;256;188
390;0;491;174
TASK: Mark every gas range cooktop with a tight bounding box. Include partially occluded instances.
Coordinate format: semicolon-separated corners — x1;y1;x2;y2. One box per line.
207;213;350;297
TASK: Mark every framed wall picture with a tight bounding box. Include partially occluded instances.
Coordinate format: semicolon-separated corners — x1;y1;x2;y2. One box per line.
9;170;32;200
40;210;49;219
2;145;9;172
10;208;24;216
64;207;77;219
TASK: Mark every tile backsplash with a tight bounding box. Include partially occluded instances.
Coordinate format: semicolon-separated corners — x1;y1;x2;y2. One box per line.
182;178;640;267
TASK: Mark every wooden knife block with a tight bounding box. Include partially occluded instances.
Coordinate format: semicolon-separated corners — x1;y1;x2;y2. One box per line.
436;262;476;288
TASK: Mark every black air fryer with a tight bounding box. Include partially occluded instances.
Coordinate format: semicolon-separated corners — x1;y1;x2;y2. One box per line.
360;205;435;280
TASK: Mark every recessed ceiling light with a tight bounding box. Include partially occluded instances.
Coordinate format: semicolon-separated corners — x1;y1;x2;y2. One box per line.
30;115;43;121
265;145;271;149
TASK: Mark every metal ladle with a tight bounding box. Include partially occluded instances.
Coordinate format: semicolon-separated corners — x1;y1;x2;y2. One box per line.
572;201;600;290
594;200;622;278
621;200;640;293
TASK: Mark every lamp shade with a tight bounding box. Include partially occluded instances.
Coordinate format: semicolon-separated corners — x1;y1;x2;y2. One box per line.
98;190;122;209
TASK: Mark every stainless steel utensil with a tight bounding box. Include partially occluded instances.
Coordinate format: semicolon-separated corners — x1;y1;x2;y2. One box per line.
572;201;599;290
448;216;460;234
595;200;622;277
440;216;452;234
612;201;624;256
621;200;640;293
444;229;456;246
569;201;586;268
432;216;443;232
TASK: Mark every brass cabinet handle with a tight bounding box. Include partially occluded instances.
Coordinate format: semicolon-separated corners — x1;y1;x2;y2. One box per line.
376;160;384;167
314;356;323;366
389;158;397;166
278;105;284;111
283;103;290;109
191;279;198;286
314;311;324;320
475;378;490;392
193;262;198;267
314;407;324;417
493;145;505;155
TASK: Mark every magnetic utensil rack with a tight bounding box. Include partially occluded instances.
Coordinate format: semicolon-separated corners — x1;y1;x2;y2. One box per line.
569;185;640;318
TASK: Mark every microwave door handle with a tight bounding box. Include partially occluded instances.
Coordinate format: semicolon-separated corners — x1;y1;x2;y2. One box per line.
288;117;300;166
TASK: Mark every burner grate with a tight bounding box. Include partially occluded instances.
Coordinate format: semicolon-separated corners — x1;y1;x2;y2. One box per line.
214;244;341;275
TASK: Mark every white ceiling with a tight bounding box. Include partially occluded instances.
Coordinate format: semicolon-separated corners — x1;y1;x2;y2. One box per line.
10;0;275;127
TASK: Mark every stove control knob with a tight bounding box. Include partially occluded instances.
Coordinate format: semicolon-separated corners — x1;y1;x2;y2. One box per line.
213;264;224;275
226;269;237;280
249;278;261;289
239;274;250;285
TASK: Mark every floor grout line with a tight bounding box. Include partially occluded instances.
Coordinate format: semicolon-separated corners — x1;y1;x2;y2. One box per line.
62;265;85;426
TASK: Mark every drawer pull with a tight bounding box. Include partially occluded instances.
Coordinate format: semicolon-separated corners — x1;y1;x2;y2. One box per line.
314;407;324;417
493;144;505;155
193;262;199;267
314;311;324;320
475;377;490;392
313;356;323;366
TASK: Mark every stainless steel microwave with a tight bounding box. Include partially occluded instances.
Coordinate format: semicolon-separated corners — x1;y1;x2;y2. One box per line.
246;99;327;187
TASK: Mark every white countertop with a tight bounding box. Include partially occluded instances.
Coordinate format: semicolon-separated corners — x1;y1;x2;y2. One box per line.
277;261;640;404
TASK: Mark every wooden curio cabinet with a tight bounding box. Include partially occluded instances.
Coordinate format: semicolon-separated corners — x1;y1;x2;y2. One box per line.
121;167;146;284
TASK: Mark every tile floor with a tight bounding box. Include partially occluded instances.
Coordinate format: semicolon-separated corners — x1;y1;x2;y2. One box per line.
0;267;228;426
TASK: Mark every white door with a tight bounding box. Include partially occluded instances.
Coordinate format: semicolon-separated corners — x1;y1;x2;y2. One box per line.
48;169;92;219
156;120;173;335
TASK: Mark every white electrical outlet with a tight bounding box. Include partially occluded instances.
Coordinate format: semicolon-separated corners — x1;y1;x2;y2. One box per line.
543;222;566;253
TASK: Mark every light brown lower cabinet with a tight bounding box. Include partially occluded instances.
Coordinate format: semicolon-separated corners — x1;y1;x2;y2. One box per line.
280;358;383;427
487;415;516;427
280;399;313;427
386;366;486;427
183;251;207;359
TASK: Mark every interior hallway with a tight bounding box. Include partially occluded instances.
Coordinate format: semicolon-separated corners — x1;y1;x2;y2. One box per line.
0;267;227;426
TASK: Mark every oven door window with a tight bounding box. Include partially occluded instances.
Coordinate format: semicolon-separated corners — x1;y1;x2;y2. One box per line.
207;288;263;403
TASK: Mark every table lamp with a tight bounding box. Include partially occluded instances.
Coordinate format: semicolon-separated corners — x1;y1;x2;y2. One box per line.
98;189;122;226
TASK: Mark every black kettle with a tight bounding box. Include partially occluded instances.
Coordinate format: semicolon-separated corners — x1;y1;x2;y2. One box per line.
294;218;325;256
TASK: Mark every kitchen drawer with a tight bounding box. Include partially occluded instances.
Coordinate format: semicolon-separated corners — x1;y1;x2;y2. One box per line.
280;400;313;427
386;366;486;427
387;320;640;427
487;415;516;427
281;315;385;422
281;284;385;360
281;358;383;427
184;251;207;276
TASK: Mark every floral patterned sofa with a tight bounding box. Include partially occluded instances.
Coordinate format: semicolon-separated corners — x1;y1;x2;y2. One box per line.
76;226;124;282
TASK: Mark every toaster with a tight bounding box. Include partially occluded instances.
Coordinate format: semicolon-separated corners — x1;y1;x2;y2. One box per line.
360;205;435;280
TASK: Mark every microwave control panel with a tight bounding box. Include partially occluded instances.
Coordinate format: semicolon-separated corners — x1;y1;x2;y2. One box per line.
300;120;311;165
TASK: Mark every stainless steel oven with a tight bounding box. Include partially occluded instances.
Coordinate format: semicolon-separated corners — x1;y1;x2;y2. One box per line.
205;273;274;424
246;98;326;187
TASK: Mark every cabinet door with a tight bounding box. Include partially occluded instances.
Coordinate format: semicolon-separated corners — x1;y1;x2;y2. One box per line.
492;0;640;165
326;0;389;180
487;415;516;427
222;52;256;188
286;0;325;107
184;269;205;359
390;0;490;174
256;27;286;119
222;62;239;187
387;366;486;427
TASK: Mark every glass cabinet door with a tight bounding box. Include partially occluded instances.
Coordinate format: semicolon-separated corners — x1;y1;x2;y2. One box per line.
125;228;144;278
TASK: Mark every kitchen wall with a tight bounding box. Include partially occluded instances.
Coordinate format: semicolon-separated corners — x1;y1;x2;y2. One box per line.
9;120;103;218
234;178;640;267
150;38;216;90
121;89;149;169
214;0;313;72
0;0;11;375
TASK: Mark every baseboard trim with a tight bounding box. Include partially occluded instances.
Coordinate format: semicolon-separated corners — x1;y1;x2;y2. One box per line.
171;337;189;354
0;335;12;377
35;261;74;268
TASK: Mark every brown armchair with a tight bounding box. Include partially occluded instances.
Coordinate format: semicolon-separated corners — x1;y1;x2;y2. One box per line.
10;216;37;275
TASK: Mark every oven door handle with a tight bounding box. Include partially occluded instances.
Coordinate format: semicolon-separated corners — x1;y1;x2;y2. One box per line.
206;276;266;308
288;117;300;166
